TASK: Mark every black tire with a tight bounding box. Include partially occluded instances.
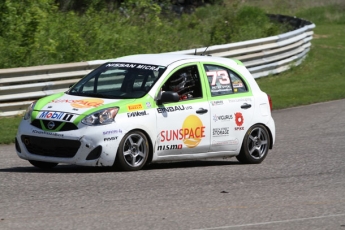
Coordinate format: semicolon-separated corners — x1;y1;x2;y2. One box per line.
236;124;270;164
29;160;58;169
114;130;149;171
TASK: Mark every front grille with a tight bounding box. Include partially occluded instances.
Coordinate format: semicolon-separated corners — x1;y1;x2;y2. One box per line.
31;119;78;131
21;135;81;158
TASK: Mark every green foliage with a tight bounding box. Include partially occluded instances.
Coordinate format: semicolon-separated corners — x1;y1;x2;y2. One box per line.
0;0;288;68
210;5;284;44
0;0;57;68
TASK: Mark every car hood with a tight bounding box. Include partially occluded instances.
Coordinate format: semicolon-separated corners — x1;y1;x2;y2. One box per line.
32;93;135;121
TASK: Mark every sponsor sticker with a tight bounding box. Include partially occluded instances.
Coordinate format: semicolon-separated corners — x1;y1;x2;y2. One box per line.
234;112;244;130
160;115;205;148
233;83;244;88
38;111;74;121
103;129;123;135
212;127;230;137
157;144;183;151
228;98;252;103
157;105;192;113
211;100;224;106
127;110;148;117
105;63;162;71
127;104;143;111
213;114;233;122
104;136;118;141
212;139;238;146
51;98;104;108
32;130;64;137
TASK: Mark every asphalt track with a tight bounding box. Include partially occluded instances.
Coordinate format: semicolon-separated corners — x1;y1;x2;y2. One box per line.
0;99;344;230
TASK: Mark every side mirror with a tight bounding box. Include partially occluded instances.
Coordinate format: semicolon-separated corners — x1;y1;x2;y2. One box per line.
156;91;180;105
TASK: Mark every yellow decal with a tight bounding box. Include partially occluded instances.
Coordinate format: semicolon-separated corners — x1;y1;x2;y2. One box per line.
182;115;205;148
160;115;205;148
71;99;104;108
127;104;143;111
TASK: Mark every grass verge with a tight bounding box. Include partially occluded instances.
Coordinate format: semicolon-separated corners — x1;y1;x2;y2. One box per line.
256;24;345;109
0;116;23;144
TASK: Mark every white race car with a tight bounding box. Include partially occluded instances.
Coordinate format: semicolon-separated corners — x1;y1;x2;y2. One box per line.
15;54;275;171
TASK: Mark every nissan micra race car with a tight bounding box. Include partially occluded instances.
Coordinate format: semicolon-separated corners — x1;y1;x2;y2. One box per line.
15;54;275;171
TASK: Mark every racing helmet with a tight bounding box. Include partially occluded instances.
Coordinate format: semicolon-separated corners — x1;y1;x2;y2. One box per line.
169;72;188;92
168;71;195;98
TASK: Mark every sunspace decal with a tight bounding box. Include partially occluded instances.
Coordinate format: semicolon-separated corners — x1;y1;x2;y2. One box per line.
159;115;205;149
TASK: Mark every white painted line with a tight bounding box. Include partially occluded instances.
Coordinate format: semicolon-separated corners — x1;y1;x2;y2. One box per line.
194;213;345;230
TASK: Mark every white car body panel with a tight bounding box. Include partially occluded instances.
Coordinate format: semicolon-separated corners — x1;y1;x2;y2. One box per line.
15;54;275;169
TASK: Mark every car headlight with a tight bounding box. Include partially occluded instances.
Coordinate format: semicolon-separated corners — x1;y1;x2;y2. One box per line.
24;101;37;120
81;107;119;126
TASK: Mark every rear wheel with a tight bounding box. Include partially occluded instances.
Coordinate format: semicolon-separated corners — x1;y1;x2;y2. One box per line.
236;124;270;164
115;130;149;171
29;160;58;169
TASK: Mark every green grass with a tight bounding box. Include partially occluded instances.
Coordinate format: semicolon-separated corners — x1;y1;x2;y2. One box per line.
1;1;344;144
0;116;23;144
255;1;345;109
257;24;345;109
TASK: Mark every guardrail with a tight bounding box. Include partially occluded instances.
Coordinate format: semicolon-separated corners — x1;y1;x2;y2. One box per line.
0;14;315;117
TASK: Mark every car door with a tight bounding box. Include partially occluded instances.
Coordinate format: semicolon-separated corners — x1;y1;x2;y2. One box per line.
155;64;211;157
203;64;255;152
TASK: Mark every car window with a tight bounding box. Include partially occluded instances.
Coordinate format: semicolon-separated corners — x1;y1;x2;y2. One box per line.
68;62;166;99
204;64;247;96
229;71;247;93
161;65;203;101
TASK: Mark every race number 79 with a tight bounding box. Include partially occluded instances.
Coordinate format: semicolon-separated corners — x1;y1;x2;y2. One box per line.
207;70;230;86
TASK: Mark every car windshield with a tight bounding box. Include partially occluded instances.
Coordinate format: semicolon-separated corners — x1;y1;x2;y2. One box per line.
67;62;167;99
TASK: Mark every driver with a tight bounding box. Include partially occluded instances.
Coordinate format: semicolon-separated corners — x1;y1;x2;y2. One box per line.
168;72;195;100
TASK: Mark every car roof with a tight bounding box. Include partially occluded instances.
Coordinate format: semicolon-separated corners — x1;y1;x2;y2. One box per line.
111;53;238;67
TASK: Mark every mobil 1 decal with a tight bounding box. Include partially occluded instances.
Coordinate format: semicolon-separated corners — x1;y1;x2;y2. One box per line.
234;112;244;130
38;111;74;121
158;115;205;151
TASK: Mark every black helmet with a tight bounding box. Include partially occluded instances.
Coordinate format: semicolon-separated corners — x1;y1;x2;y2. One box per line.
169;72;195;98
169;72;188;92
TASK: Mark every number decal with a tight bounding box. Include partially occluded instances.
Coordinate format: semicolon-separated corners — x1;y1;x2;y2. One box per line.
207;70;230;86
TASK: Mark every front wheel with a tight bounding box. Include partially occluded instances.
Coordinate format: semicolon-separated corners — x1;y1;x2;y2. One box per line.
29;160;58;169
236;124;270;164
114;130;149;171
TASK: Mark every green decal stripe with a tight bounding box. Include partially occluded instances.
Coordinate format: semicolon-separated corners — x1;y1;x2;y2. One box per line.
35;92;64;110
39;120;45;130
117;96;154;114
31;93;65;121
55;122;65;131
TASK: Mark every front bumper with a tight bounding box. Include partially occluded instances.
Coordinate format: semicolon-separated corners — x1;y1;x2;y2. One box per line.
15;119;122;167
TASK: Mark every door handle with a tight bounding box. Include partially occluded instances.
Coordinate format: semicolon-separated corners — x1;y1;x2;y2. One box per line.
196;108;208;114
241;103;252;109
